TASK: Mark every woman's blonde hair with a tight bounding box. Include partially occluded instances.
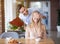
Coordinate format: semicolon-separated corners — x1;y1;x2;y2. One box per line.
30;11;42;28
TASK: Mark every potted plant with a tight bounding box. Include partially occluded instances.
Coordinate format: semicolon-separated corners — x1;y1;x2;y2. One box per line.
57;9;60;32
9;24;25;32
9;17;25;32
9;24;18;31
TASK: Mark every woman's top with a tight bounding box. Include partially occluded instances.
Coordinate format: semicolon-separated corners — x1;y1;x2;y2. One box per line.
25;24;46;39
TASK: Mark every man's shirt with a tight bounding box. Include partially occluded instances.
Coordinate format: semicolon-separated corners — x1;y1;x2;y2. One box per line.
19;13;31;25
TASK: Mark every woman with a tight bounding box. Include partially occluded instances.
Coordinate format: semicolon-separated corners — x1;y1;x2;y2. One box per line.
25;11;47;39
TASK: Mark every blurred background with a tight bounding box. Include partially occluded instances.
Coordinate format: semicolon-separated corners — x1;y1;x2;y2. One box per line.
0;0;59;32
0;0;60;44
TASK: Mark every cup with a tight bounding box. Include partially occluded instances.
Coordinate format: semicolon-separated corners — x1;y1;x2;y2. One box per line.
35;38;41;42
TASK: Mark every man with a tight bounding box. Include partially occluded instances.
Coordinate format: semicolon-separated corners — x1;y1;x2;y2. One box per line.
17;4;31;25
19;8;31;25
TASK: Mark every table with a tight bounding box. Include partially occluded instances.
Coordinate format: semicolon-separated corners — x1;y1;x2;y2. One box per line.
0;38;55;44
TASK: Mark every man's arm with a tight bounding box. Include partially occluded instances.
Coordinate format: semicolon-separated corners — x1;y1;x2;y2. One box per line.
41;14;46;19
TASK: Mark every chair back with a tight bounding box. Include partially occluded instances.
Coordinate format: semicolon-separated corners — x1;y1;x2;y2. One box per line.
0;32;19;39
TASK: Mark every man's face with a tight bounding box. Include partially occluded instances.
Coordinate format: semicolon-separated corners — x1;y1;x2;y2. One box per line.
23;8;28;16
19;7;25;13
19;7;28;16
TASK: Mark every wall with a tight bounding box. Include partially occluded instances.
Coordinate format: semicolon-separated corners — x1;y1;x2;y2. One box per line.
51;0;59;31
0;0;5;34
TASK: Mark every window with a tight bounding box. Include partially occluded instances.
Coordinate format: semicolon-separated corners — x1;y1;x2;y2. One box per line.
30;2;42;8
4;0;16;32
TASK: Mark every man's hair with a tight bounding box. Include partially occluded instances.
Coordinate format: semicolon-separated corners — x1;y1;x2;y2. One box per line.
16;4;24;12
16;4;24;16
17;4;24;11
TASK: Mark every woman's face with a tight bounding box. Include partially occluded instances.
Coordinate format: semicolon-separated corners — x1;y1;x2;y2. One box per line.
32;12;40;23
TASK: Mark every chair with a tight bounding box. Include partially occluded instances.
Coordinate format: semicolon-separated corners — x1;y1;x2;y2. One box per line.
0;32;19;39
